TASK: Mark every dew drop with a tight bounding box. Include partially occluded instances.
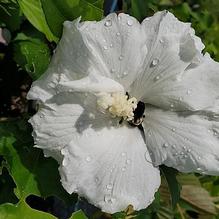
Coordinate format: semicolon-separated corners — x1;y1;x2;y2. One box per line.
187;149;191;153
116;32;120;36
104;195;115;204
151;58;159;67
111;68;116;73
180;152;184;155
95;177;99;183
145;17;150;21
62;159;67;166
127;19;133;26
172;145;176;149
183;146;187;150
121;167;126;171
122;71;128;77
40;114;44;118
171;128;176;132
198;156;201;160
154;75;160;81
170;103;174;108
126;159;131;164
110;43;113;48
104;20;112;27
106;184;113;190
197;167;202;171
163;143;168;148
159;39;164;43
86;156;92;162
121;152;126;157
103;45;108;50
187;89;192;95
119;55;123;61
174;152;178;156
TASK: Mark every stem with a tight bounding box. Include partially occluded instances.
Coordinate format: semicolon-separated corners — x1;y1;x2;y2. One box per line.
177;203;186;219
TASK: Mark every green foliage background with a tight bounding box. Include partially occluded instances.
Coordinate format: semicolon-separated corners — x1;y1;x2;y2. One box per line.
1;0;219;218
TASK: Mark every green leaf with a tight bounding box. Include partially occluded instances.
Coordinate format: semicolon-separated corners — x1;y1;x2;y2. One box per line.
160;165;181;208
177;174;201;186
0;119;76;204
0;0;23;31
40;0;104;39
70;210;88;219
0;200;56;219
0;167;18;205
13;32;51;80
17;0;57;42
127;0;158;21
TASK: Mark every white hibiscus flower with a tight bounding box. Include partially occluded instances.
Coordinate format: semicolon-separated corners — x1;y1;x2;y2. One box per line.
27;11;219;213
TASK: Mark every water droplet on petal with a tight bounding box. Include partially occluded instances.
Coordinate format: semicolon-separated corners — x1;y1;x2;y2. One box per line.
163;143;168;148
111;68;116;73
86;156;92;162
159;39;164;43
95;177;99;183
119;55;123;61
104;195;116;204
172;145;176;149
40;114;44;118
187;89;192;95
197;167;202;171
180;152;184;155
170;103;174;108
126;159;131;164
187;149;191;153
151;58;159;67
104;20;112;27
110;43;113;48
62;159;67;166
127;19;133;26
121;167;126;171
116;32;120;36
103;45;108;50
122;71;128;77
171;128;176;132
154;75;160;82
121;152;126;157
145;17;150;21
106;184;113;190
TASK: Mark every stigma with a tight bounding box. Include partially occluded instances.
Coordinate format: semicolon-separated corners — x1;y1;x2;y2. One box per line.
97;92;145;126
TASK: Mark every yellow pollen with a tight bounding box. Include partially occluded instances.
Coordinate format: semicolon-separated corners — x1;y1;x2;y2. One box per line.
97;92;137;121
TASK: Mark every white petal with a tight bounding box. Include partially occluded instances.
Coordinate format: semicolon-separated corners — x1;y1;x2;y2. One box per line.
131;11;208;111
143;107;219;175
29;92;104;153
57;73;124;93
29;91;160;213
60;125;160;213
27;13;146;102
27;18;95;102
77;13;147;90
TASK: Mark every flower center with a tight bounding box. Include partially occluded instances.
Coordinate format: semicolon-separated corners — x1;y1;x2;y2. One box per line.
97;92;145;126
